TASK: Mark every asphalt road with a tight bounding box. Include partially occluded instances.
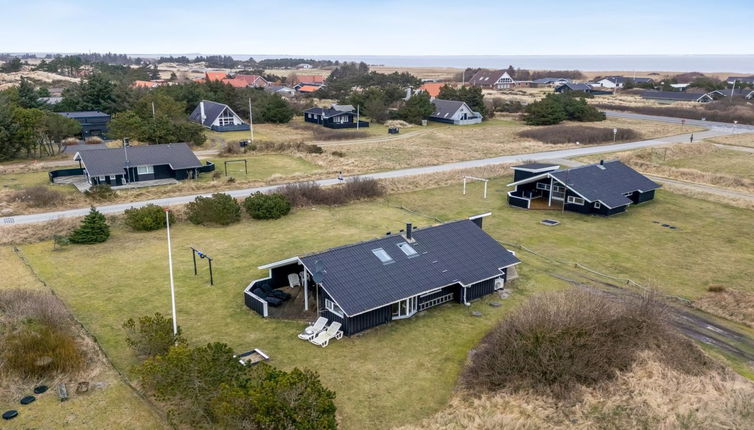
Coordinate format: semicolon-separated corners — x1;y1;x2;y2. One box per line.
0;113;746;227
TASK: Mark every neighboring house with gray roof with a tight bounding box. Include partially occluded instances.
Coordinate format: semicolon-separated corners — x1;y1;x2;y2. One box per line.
71;143;204;187
58;111;111;138
554;82;594;94
244;215;520;335
189;100;249;132
428;99;482;125
468;69;517;89
303;107;369;129
263;85;296;98
640;91;716;103
507;161;660;216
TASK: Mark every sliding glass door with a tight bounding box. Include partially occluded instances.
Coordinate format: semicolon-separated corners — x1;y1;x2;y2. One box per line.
391;296;418;319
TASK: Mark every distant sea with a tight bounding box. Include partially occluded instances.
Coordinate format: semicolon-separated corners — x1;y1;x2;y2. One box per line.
173;54;754;73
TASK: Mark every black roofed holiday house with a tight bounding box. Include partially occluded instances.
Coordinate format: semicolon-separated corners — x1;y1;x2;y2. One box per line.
72;143;204;187
244;215;520;336
303;107;369;129
507;161;660;216
428;99;482;125
189;100;249;132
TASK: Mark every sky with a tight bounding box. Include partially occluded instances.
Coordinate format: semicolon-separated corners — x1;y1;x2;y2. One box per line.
2;0;754;56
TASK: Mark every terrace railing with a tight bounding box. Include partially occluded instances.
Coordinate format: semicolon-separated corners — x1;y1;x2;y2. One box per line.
244;278;269;318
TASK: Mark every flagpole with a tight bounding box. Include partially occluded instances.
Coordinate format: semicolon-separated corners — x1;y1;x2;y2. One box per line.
165;209;178;336
248;98;254;143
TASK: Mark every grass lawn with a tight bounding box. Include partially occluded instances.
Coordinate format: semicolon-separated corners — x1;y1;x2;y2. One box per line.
0;247;165;430
663;147;754;181
199;154;322;182
16;179;754;429
707;132;754;148
0;168;78;191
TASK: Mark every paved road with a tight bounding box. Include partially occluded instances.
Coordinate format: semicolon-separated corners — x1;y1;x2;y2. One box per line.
605;110;754;132
0;114;745;227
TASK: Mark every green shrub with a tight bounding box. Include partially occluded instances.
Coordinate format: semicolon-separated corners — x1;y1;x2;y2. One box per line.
124;204;175;231
186;193;241;226
85;184;117;201
138;342;336;429
69;207;110;244
123;313;186;359
243;192;291;220
523;94;605;125
2;321;84;378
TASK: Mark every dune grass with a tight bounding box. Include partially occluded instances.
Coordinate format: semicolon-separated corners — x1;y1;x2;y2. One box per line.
199;154;322;182
15;178;754;428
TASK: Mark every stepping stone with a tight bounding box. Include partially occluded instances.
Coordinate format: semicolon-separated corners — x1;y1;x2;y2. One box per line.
470;311;482;317
33;385;48;394
2;410;18;420
20;396;35;405
489;301;502;307
662;224;670;227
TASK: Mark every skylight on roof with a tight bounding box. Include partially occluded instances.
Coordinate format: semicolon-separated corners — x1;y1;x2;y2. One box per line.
372;248;394;264
397;242;418;257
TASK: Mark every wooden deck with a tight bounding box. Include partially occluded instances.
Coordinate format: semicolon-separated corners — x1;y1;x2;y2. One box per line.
267;285;318;321
529;198;563;210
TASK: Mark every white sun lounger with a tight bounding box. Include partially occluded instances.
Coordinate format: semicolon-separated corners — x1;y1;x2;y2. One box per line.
288;273;301;288
310;321;343;347
297;317;328;341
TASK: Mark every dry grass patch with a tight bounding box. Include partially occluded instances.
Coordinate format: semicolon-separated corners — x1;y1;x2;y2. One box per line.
519;125;638;144
397;351;754;430
707;132;754;148
695;289;754;328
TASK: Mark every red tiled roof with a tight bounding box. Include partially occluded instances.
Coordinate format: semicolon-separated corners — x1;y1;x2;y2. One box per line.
221;78;249;88
297;85;321;93
419;82;447;98
205;72;228;81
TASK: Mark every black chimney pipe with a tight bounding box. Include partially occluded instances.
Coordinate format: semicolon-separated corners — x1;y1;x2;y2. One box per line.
406;222;413;241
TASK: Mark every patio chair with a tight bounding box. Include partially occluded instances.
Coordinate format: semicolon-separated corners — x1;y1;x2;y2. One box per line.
297;317;328;340
288;273;301;288
310;321;343;347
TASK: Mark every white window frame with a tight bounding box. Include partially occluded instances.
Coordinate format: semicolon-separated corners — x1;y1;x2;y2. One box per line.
325;298;344;318
567;196;585;205
536;182;550;191
98;176;105;181
109;175;116;181
137;165;154;175
391;296;418;320
397;242;418;257
372;248;394;264
594;202;602;209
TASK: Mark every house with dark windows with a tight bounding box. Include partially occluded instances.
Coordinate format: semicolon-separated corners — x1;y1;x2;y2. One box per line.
468;69;517;89
189;100;249;132
507;161;660;216
58;111;111;138
71;143;205;186
244;215;520;336
303;106;369;129
428;99;482;125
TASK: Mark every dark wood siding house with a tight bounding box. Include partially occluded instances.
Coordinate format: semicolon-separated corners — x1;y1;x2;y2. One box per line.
244;215;520;336
72;143;204;186
58;111;111;138
189;100;249;132
303;107;369;129
507;161;660;216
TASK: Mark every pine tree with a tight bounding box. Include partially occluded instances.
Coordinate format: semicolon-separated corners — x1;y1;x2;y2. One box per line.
69;207;110;244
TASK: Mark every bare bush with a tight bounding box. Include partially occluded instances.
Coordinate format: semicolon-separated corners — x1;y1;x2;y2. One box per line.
249;140;324;154
10;186;64;208
62;137;79;146
279;178;384;207
0;288;69;327
220;141;242;155
85;136;104;145
519;125;639;144
461;289;710;398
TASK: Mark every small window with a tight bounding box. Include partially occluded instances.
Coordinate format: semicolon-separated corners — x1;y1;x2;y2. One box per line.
109;175;116;181
567;196;584;205
98;176;105;181
397;242;418;257
325;298;343;317
536;182;550;191
137;165;154;175
594;202;602;209
372;248;394;264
